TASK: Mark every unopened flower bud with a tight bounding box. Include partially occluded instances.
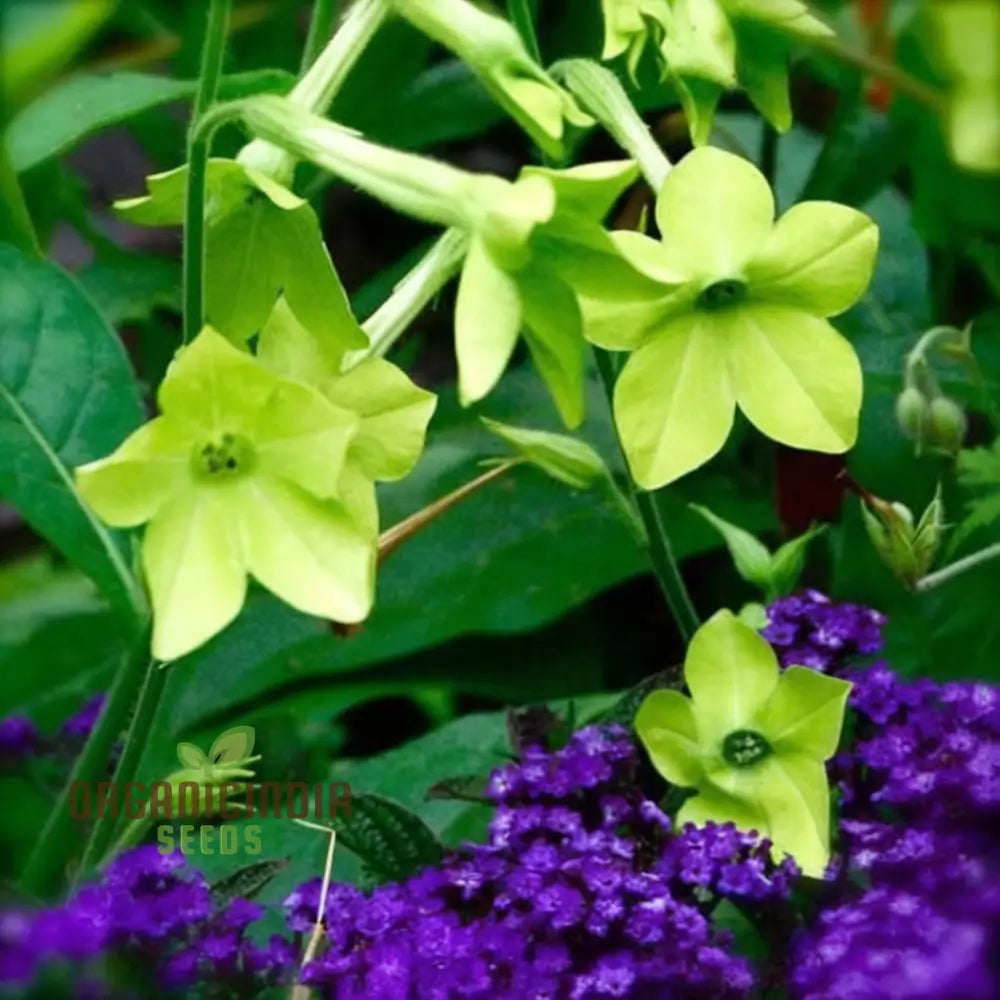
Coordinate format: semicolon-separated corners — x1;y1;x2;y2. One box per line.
926;396;967;453
895;385;929;441
860;487;943;589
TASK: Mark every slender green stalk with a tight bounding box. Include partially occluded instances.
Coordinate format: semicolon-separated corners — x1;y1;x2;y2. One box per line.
345;228;469;367
21;633;150;899
508;0;540;63
916;542;1000;592
77;659;168;876
592;348;699;641
810;33;945;111
300;0;340;74
182;0;232;343
554;58;671;190
0;144;41;257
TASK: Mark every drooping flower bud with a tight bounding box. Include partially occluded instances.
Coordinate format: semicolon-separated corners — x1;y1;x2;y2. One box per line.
926;396;967;453
895;385;929;441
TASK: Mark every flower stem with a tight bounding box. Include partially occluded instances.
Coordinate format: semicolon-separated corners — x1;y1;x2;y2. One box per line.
300;0;340;74
810;34;945;111
554;58;671;191
916;542;1000;592
345;228;469;367
77;658;168;877
593;347;699;641
0;145;41;258
20;632;151;899
182;0;232;344
508;0;541;62
239;0;389;183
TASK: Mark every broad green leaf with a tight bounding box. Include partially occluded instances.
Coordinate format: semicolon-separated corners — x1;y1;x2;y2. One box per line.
614;314;735;488
689;504;773;588
7;70;295;172
77;254;181;326
748;202;880;317
210;858;291;907
324;792;444;882
481;417;609;490
729;305;862;454
634;689;703;787
754;667;851;759
0;244;146;624
684;609;779;741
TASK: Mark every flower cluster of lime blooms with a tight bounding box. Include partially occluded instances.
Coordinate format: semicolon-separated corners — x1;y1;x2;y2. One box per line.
74;0;880;871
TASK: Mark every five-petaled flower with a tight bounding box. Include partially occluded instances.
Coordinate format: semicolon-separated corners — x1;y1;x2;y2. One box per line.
635;609;852;876
76;328;375;661
586;145;878;489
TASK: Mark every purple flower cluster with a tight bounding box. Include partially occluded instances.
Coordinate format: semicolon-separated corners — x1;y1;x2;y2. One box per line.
763;589;885;672
296;727;795;999
0;692;106;769
0;846;292;995
771;593;1000;1000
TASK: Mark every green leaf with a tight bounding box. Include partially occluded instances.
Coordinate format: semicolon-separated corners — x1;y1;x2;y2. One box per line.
210;857;291;907
689;504;773;588
324;792;444;882
77;254;181;326
481;416;609;489
768;523;827;596
0;244;146;624
7;69;295;172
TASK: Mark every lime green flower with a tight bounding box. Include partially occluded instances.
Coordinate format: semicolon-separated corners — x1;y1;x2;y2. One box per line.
600;0;831;144
635;609;851;876
391;0;592;159
116;160;366;359
923;0;1000;172
455;159;642;427
587;146;877;489
76;327;374;661
601;0;673;78
256;296;437;535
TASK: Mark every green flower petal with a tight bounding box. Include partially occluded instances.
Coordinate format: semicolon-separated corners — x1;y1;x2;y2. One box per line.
655;147;774;282
337;461;380;537
114;160;247;226
635;689;704;787
519;270;586;428
613;314;735;487
660;0;736;85
76;417;190;527
948;84;1000;173
240;475;375;624
684;609;779;743
729;304;862;453
677;780;768;836
673;75;726;147
455;238;522;406
158;327;277;436
755;666;852;761
325;359;437;481
734;21;793;133
757;752;831;877
252;380;359;500
143;489;247;661
747;202;879;316
522;160;639;222
256;296;338;383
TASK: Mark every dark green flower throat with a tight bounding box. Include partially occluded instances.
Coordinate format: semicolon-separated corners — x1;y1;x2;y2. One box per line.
697;279;747;311
722;729;772;768
192;432;255;482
